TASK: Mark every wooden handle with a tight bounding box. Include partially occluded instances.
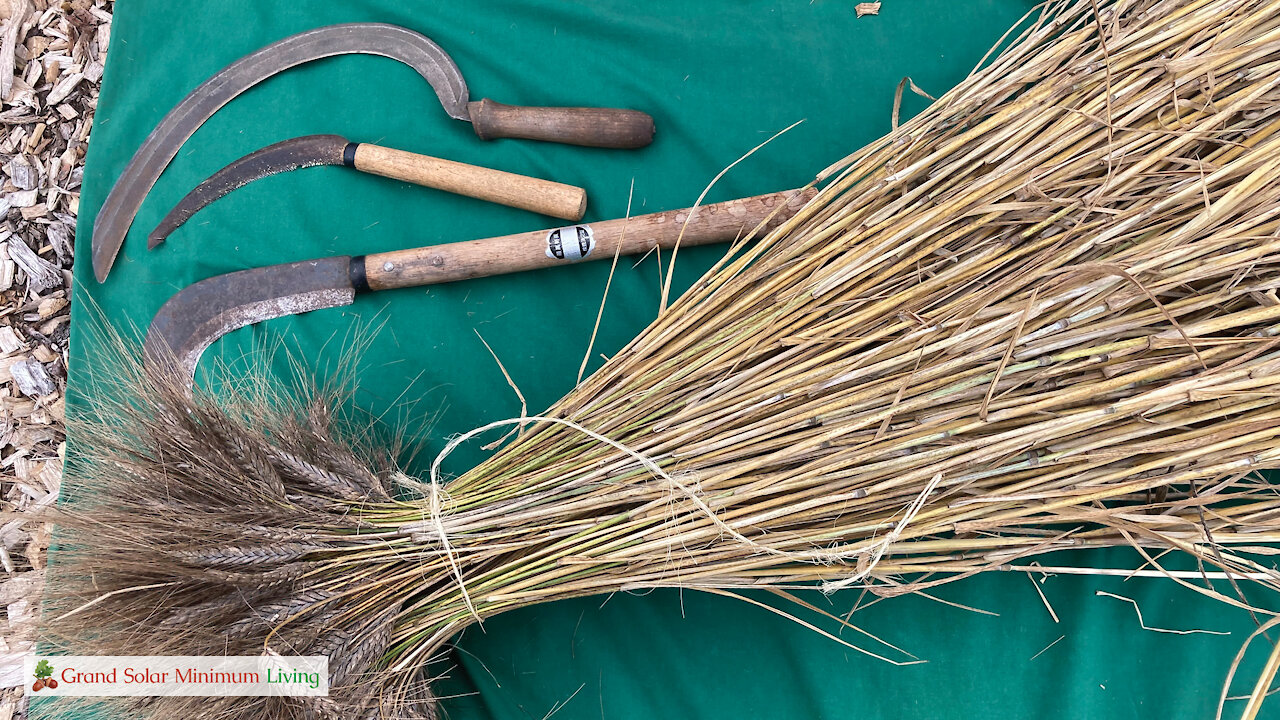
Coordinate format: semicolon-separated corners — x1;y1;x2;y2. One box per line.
363;188;815;291
352;143;587;221
468;99;655;149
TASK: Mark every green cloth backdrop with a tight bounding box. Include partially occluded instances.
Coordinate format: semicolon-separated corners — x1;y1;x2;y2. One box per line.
62;1;1277;717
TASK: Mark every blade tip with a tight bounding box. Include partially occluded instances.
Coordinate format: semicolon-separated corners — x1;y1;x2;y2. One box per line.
91;248;112;283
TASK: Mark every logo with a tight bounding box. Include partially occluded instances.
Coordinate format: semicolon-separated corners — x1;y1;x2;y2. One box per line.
545;225;595;261
22;656;327;697
32;659;56;691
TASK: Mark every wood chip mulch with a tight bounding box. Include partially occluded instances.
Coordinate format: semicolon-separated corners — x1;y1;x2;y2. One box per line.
0;0;110;715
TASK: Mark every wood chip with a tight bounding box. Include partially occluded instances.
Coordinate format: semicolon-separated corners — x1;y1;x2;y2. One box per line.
38;312;67;335
20;523;45;567
855;2;881;17
0;251;13;292
0;356;20;385
23;34;45;59
6;239;59;291
8;357;51;397
5;74;33;107
35;295;62;319
43;69;80;104
83;58;101;83
0;0;27;22
44;395;62;423
44;220;68;263
0;4;31;102
5;397;35;419
6;154;34;189
0;328;22;355
22;120;40;151
4;189;34;208
18;58;35;89
5;598;28;630
17;203;44;220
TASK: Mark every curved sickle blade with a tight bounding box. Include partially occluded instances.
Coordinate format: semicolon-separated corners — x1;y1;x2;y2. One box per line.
148;134;350;248
144;256;356;385
92;23;469;283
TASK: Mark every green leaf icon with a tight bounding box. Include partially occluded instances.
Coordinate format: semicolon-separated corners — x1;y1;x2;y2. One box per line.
34;659;53;679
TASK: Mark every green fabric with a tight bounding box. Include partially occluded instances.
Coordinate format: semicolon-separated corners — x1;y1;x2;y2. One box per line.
64;1;1275;718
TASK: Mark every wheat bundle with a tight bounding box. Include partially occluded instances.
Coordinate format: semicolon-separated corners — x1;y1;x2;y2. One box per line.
43;0;1280;717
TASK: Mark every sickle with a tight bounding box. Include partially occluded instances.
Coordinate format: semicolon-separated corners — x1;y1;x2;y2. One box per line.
144;189;815;385
147;134;591;246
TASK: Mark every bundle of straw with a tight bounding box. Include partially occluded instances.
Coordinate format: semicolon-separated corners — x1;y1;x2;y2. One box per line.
45;0;1280;717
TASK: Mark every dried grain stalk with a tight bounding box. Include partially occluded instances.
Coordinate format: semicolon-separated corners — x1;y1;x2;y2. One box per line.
40;0;1280;717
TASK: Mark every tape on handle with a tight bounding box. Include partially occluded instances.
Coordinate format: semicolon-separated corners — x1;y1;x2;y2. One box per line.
546;225;595;261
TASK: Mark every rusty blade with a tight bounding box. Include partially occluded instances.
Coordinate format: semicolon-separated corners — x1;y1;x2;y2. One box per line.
148;135;350;248
92;23;470;283
144;256;355;383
